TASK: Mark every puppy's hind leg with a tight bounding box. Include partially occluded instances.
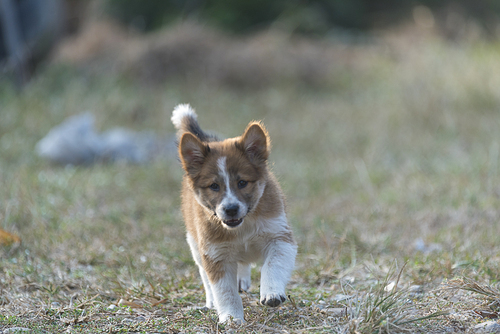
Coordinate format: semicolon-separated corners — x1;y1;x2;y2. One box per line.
237;262;251;292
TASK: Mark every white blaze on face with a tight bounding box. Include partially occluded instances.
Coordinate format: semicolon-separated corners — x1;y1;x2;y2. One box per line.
216;156;247;221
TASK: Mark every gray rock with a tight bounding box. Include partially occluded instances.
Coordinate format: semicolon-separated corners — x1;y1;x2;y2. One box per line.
321;307;352;317
3;328;32;333
333;294;354;301
106;304;117;311
36;112;175;166
408;285;424;293
100;128;151;163
408;285;424;298
414;238;442;253
36;113;102;165
474;321;500;333
120;316;147;324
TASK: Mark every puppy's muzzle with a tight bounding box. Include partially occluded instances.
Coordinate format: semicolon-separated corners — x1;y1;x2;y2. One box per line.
222;204;244;227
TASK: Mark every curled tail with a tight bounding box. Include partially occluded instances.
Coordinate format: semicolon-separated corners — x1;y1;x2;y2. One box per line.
171;104;213;142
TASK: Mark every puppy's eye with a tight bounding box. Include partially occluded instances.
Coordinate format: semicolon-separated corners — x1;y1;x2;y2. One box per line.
209;183;220;191
238;180;248;189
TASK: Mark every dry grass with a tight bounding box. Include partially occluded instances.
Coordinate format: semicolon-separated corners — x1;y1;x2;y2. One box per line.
2;23;500;333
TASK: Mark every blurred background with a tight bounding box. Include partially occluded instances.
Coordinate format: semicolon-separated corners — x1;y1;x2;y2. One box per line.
2;0;500;87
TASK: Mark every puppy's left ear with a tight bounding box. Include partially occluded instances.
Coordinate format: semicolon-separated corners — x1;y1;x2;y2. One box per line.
240;122;270;162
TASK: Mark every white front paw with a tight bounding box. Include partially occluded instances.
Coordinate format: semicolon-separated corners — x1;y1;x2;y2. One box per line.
260;293;286;307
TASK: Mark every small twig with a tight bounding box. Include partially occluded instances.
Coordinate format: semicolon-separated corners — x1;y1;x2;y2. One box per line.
297;325;333;332
288;294;298;310
71;294;100;309
151;298;169;307
263;310;276;326
394;260;408;291
256;323;284;333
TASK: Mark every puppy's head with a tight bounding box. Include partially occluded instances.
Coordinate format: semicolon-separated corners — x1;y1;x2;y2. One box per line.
179;122;270;229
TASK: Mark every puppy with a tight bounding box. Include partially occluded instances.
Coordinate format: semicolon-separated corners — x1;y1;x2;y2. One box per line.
171;104;297;323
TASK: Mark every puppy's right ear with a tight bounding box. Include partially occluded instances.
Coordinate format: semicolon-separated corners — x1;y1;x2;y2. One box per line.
179;133;208;175
240;122;270;162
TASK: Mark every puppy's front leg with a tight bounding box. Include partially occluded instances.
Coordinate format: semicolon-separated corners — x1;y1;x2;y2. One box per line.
203;256;244;323
186;234;214;308
260;239;297;307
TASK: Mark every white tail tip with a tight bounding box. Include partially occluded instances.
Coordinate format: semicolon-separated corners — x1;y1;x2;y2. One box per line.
171;104;197;129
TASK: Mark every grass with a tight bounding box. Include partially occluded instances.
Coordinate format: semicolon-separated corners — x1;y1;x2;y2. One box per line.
2;24;500;332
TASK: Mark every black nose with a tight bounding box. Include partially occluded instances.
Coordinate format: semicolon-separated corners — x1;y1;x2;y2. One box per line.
225;204;239;217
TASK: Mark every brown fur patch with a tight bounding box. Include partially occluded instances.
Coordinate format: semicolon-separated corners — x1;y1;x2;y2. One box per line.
202;254;224;283
251;173;286;220
273;231;295;245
